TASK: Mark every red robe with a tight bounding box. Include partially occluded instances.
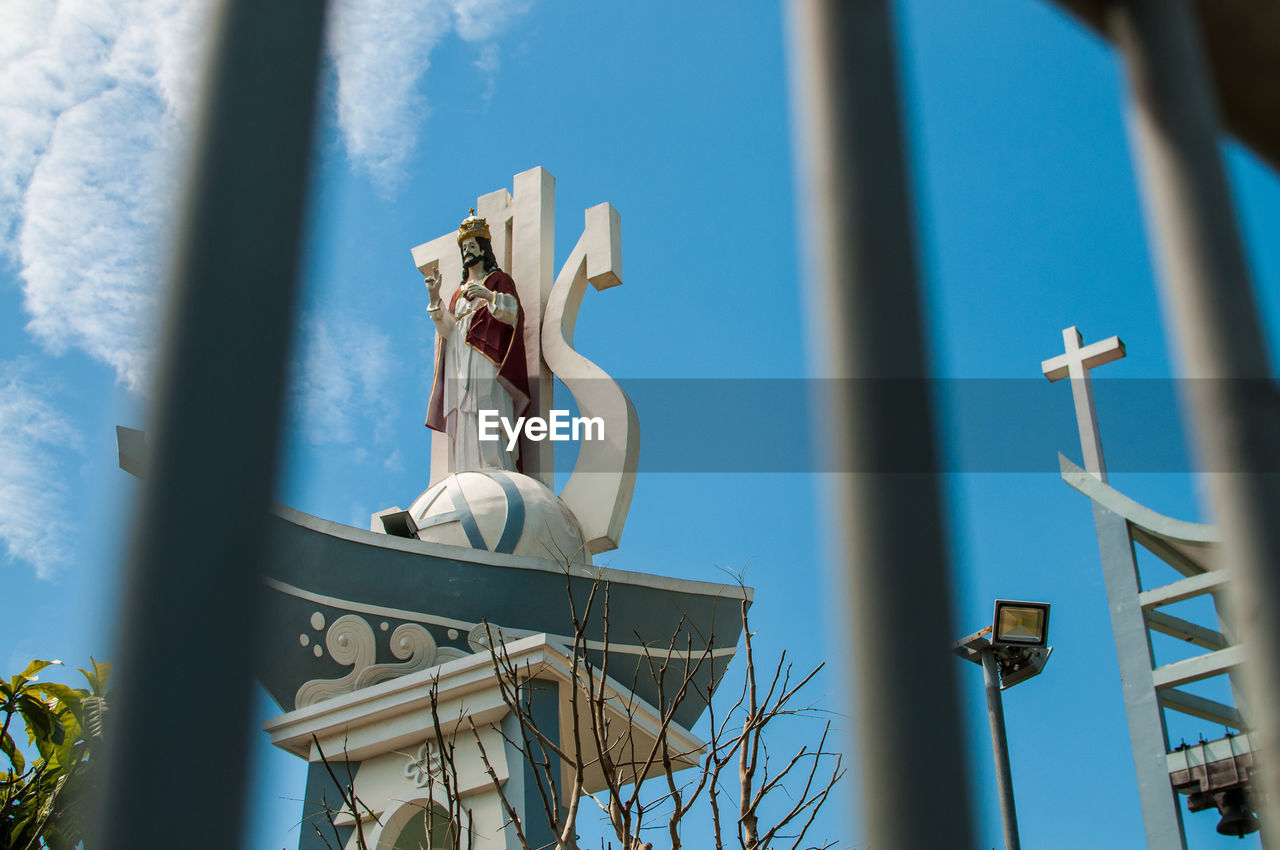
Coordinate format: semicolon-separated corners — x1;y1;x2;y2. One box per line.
425;270;531;460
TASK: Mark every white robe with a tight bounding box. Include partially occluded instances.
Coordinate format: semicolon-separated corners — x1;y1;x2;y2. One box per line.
430;287;521;473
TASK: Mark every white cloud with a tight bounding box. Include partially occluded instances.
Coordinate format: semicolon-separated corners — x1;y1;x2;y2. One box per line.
289;316;395;447
451;0;532;42
325;0;451;190
1;0;212;391
0;360;82;579
1;0;532;405
20;85;172;390
474;42;500;104
325;0;532;187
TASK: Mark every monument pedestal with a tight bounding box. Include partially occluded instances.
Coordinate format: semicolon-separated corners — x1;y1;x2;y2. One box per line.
266;634;705;849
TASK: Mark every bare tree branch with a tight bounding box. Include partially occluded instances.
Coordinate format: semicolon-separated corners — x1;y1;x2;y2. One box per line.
341;565;844;850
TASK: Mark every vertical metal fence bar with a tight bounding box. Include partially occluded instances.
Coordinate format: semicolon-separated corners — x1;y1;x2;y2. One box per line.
97;2;328;848
1108;0;1280;842
786;2;975;847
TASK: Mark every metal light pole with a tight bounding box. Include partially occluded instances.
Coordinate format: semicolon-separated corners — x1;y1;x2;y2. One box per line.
978;645;1020;850
955;601;1053;850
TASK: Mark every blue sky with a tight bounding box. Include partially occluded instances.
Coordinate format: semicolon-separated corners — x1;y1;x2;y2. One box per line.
3;1;1280;848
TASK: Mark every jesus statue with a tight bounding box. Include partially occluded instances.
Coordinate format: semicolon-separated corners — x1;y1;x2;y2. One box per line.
424;210;530;473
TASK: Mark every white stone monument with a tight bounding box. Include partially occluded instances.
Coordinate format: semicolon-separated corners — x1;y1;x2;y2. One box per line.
250;169;750;850
376;166;638;558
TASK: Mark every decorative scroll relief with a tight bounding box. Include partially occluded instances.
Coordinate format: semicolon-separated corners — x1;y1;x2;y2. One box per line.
295;615;503;708
356;623;438;690
296;616;442;708
467;621;511;653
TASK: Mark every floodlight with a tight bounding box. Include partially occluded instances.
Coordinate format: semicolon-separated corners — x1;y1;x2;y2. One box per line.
374;507;419;539
955;597;1055;850
992;600;1050;647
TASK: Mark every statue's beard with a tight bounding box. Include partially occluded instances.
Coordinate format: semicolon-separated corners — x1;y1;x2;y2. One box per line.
463;253;482;268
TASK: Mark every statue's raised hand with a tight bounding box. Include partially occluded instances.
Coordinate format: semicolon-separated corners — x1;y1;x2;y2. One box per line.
424;270;442;305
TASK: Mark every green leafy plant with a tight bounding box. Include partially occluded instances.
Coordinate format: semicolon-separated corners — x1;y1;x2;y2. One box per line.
1;658;111;850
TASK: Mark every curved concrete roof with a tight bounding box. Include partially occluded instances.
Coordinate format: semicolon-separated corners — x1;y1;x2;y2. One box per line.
260;504;752;727
1059;454;1221;573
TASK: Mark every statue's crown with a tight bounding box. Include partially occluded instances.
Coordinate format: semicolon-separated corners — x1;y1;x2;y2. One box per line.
457;208;491;245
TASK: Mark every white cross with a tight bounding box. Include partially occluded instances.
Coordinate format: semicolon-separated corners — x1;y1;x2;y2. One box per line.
1041;326;1126;481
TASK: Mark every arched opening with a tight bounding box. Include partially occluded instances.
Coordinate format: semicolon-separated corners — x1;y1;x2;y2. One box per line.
376;801;457;850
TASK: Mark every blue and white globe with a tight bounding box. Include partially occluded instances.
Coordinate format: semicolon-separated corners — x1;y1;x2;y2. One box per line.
406;471;589;565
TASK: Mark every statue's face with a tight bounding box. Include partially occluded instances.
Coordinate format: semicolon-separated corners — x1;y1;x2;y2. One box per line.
461;237;482;266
